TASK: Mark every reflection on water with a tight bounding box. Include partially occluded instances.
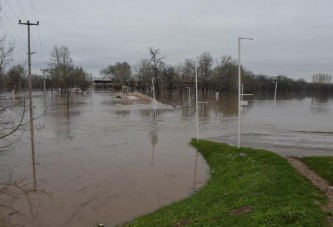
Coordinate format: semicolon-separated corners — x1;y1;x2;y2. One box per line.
0;159;46;227
311;96;329;115
0;91;209;226
150;120;158;166
192;150;199;194
0;91;333;226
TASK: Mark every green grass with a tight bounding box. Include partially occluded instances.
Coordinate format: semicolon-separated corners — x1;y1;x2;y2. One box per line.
125;140;329;227
301;156;333;185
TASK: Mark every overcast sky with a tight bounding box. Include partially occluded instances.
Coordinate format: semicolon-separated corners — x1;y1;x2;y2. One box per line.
2;0;333;81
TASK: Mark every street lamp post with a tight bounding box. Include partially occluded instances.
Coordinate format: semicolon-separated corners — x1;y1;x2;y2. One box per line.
271;82;278;125
195;65;199;141
238;37;253;149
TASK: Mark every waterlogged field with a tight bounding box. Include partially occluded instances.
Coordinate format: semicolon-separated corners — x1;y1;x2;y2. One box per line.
0;90;332;226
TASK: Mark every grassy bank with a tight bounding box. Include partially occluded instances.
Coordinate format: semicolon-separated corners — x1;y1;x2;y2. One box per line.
301;156;333;185
126;140;329;227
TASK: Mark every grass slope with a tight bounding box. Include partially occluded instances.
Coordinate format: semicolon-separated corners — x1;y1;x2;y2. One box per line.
126;140;328;226
302;156;333;185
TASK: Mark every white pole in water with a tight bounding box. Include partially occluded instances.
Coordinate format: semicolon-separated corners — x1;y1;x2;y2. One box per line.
271;82;278;125
195;65;199;141
237;37;253;149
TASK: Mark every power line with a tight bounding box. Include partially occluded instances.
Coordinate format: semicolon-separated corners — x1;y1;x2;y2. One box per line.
3;0;27;40
1;9;27;50
30;29;45;73
3;0;20;19
2;0;46;74
28;0;38;21
37;28;46;65
16;0;28;20
31;39;44;70
3;0;46;72
27;0;47;70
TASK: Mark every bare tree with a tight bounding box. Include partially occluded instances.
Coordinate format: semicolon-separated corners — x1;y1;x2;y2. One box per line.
197;52;213;93
149;47;164;94
6;65;26;93
0;26;14;92
48;45;74;92
136;59;153;92
149;47;164;78
0;11;27;152
175;59;195;94
0;97;27;151
0;172;46;227
48;45;74;109
312;73;332;84
214;56;238;92
100;62;132;90
0;36;14;76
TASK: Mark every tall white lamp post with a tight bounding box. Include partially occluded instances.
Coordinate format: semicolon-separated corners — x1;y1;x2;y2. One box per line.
195;65;199;141
238;37;253;149
271;82;278;125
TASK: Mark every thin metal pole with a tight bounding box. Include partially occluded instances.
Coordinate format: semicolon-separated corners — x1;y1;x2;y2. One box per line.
237;37;253;149
195;65;199;141
237;38;241;149
273;82;277;110
271;82;277;125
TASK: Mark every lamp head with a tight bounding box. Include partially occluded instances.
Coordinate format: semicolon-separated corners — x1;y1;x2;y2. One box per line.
239;37;254;40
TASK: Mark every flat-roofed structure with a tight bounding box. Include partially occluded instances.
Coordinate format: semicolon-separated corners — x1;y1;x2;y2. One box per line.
93;78;113;89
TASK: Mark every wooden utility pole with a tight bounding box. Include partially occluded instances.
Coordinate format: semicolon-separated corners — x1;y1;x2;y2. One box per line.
19;20;39;192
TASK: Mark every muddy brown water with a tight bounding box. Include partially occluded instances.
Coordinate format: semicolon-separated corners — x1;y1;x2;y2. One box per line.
1;90;333;226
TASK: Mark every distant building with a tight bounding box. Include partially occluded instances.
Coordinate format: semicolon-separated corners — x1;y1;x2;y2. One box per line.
93;78;113;89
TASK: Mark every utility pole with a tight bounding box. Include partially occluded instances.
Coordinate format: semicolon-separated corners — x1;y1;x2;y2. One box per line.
19;20;39;192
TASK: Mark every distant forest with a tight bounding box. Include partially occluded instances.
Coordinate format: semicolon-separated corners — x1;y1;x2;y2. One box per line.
1;46;332;95
99;48;333;95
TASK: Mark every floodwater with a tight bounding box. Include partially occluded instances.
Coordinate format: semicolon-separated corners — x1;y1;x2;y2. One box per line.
0;90;333;226
158;91;333;156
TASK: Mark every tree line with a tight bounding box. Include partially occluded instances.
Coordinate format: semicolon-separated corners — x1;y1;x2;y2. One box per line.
0;45;91;93
1;44;332;95
100;47;333;95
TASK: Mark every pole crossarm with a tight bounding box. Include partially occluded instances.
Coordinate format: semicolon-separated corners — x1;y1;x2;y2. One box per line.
239;37;253;40
18;20;39;26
